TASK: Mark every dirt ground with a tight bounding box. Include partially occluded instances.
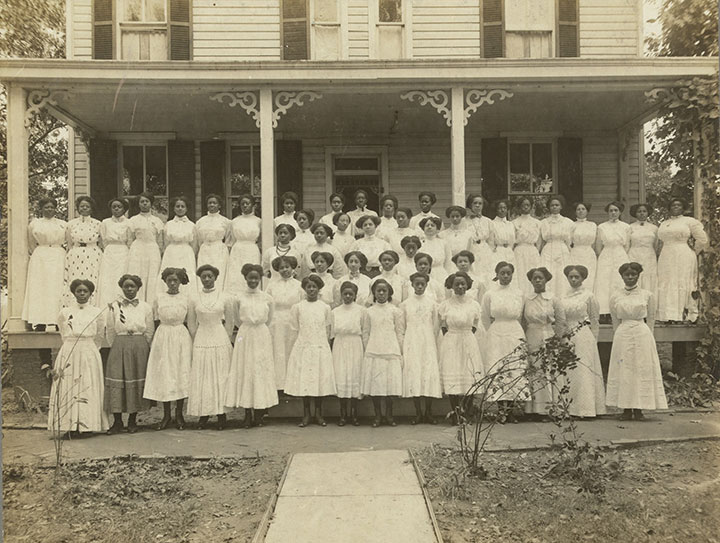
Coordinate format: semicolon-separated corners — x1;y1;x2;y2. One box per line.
2;456;286;543
415;440;720;543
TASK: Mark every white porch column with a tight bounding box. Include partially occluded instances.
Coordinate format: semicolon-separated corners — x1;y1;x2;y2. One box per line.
6;84;30;332
259;89;275;254
450;86;466;206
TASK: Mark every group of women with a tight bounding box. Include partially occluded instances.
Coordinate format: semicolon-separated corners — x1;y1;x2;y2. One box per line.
30;188;704;434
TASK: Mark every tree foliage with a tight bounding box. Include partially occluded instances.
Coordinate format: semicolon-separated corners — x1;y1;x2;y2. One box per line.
0;0;67;287
646;0;719;57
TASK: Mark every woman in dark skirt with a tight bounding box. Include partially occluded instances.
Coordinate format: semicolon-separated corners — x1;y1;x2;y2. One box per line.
105;274;155;434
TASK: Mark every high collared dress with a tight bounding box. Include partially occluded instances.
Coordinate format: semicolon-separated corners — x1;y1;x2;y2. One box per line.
490;217;516;274
350;234;392;276
266;277;305;389
606;287;667;410
440;226;474;273
594;219;631;314
226;213;262;296
273;212;299;231
438;295;484;395
418;234;451;276
127;211;164;304
347;207;378;236
22;217;67;326
159;216;197;296
332;302;369;399
63;216;102;307
382;226;423;256
302;241;347;279
409;210;441;232
512;214;542;297
628;220;658;302
331;229;355;258
47;302;108;433
97;215;131;307
569;219;598;291
540;214;574;299
560;287;606;417
196;212;231;291
262;243;301;282
333;271;372;307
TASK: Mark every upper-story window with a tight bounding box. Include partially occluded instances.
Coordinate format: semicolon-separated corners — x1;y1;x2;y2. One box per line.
311;0;342;60
92;0;191;60
376;0;404;59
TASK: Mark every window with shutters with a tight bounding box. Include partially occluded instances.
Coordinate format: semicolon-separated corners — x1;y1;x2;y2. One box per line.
556;0;579;58
228;145;262;218
311;0;342;60
282;0;310;60
508;140;556;197
120;0;168;60
504;0;553;58
120;143;169;216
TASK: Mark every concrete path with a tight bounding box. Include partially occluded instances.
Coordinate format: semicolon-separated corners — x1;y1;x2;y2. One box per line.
263;450;438;543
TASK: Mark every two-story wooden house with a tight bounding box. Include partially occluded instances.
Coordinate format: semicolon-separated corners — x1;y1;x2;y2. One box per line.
1;0;716;366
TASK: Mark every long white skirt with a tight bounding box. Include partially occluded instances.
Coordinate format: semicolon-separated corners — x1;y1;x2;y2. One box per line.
657;241;698;321
270;308;295;390
438;330;483;396
568;245;597;292
566;324;606;417
285;341;337;397
143;323;193;402
629;246;658;305
197;240;229;292
483;320;529;402
333;334;364;398
524;323;554;414
47;338;109;433
128;239;161;305
22;246;65;326
225;323;278;409
595;245;629;314
187;322;232;416
514;243;541;297
96;243;130;308
402;325;442;398
361;354;403;396
606;320;667;410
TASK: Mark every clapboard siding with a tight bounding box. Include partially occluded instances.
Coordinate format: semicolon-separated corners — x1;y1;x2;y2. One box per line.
581;134;619;221
192;0;281;61
72;0;93;59
412;0;481;58
626;131;641;204
74;135;90;197
579;0;640;57
348;0;370;58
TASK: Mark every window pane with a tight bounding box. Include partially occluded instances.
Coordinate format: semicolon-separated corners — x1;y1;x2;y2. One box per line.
145;145;167;199
509;143;531;193
314;26;340;60
230;147;252;196
121;146;144;196
334;157;379;171
148;30;168;60
532;143;553;193
380;0;402;22
378;26;403;59
252;147;262;197
314;0;338;22
124;0;142;21
147;0;165;21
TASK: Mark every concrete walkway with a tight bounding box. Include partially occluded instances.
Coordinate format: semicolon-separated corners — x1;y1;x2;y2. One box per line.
2;411;719;464
263;450;438;543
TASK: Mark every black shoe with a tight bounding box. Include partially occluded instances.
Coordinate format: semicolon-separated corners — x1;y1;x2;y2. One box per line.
106;422;124;435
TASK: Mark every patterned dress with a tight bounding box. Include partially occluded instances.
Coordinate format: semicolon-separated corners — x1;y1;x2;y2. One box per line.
127;212;164;304
361;302;404;396
196;212;231;291
594;220;631;314
48;303;108;433
63;216;102;307
569;219;598;291
225;288;278;409
560;287;606;417
159;216;197;296
512;214;542;297
657;216;708;321
97;216;131;307
22;217;66;326
540;214;574;299
438;295;484;395
628;221;658;302
266;277;305;389
399;294;442;398
226;214;261;296
332;302;369;398
606;288;667;410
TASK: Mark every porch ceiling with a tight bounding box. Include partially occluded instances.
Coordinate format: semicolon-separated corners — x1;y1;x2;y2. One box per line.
1;57;716;138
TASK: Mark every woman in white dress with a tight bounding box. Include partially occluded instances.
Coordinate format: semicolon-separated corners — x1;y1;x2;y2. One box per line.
606;262;668;420
449;251;486;305
331;212;355;258
47;279;108;436
410;252;446;303
540;196;574;299
292;209;315;257
594;201;631;317
310;252;338;307
512;196;542;297
187;264;235;429
409;191;442;231
22;197;67;330
481;262;529;423
273;191;300;231
346;190;378;237
265;256;304;390
419;216;451;274
334;251;372;307
226;194;261;296
383;207;422;255
569;202;598;292
226;264;278;428
262;224;300;282
370;250;405;306
628;203;659;303
376;194;399;240
490;199;516;276
464;194;495;283
302;223;346;279
439;272;485;424
656;198;708;322
350;215;392;278
127;191;164;305
397;235;422;280
143;268;193;430
196;193;231;292
159;196;197;297
97;198;131;307
332;281;369;426
63;196;102;307
522;267;565;418
361;279;404;427
441;206;474;272
285;274;337;427
560;265;606;418
319;192;346;232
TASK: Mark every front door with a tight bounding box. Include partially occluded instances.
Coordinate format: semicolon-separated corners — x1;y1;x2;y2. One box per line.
330;152;384;213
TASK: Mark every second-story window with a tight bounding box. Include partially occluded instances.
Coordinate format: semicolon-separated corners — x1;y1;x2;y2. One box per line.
377;0;403;59
121;0;168;60
504;0;553;58
311;0;342;60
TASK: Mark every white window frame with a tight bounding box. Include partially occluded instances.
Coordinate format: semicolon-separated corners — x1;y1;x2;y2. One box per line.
115;0;170;60
309;0;349;60
118;139;170;214
370;0;412;59
506;138;557;196
226;137;263;216
324;146;389;213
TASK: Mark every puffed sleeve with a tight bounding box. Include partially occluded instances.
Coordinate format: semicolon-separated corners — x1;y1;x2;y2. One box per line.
223;295;236;338
689;218;708;253
106;303;117;346
57;308;69;342
438;300;449;329
480;292;493;331
143;303;155;345
94;310;107;350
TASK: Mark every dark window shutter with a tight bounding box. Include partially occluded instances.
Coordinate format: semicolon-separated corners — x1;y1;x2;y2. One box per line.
281;0;309;60
276;140;303;214
168;141;197;219
481;137;508;217
89;139;118;220
200;140;226;214
557;137;583;217
557;0;579;57
169;0;192;60
482;0;504;58
93;0;115;59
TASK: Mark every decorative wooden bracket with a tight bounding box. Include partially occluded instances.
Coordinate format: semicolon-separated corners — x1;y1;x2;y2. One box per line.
25;89;71;128
210;91;261;127
645;87;672;102
211;90;323;128
400;90;452;127
463;89;513;126
273;91;323;128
